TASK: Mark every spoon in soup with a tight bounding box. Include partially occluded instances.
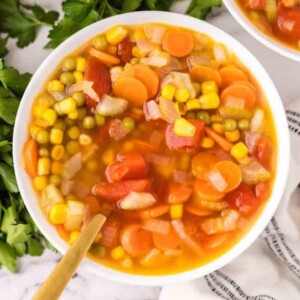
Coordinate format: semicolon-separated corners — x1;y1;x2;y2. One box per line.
33;213;106;300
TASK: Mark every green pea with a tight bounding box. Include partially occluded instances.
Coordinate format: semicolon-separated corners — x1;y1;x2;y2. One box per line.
196;111;210;124
72;92;85;107
92;36;108;51
92;245;106;258
62;57;76;71
238;118;250;131
39;147;49;157
95;114;106;126
67;126;80;140
36;129;49;144
224;119;237;132
49;175;61;186
186;111;196;119
66;141;80;155
121;117;135;132
53;119;66;131
60;72;75;85
83;116;96;129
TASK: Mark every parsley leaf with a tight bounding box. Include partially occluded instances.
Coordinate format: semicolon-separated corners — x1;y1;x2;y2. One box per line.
187;0;222;19
0;163;18;193
0;37;8;57
0;240;17;272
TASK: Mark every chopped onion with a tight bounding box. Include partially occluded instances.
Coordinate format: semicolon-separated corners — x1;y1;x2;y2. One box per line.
207;171;228;192
118;191;156;210
245;131;262;154
64;200;85;232
221;209;239;231
96;94;128;116
156;57;182;78
144;153;171;166
164;249;183;257
172;220;203;256
144;24;166;44
62;153;82;180
159;97;180;124
149;130;163;147
85;86;100;103
140;57;168;68
199;200;228;211
282;20;296;32
49;91;69;101
240;160;271;184
201;218;223;235
41;184;64;213
140;248;164;267
187;52;211;68
173;170;194;183
61;180;75;196
143;100;161;121
136;39;154;53
251;109;265;132
109;66;123;83
225;96;245;109
108;119;129;140
67;81;93;94
213;44;228;64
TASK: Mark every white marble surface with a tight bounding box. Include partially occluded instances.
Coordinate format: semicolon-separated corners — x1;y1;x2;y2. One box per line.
2;1;300;299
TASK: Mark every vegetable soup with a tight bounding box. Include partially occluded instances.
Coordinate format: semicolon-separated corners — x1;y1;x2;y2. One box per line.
235;0;300;50
23;23;276;275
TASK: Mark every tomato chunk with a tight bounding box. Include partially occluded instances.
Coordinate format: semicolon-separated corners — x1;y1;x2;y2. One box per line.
248;0;266;9
100;217;120;248
255;182;271;202
255;137;272;168
84;56;112;111
118;36;134;63
92;179;151;201
226;183;259;216
105;152;148;182
165;119;205;152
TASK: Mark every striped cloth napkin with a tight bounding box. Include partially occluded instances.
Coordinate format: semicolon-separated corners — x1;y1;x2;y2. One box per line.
160;99;300;300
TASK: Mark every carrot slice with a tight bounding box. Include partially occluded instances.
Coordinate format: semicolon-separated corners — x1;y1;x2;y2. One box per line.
152;227;181;251
133;64;160;99
120;224;152;257
56;225;70;241
190;66;222;86
202;233;228;250
88;47;120;65
219;67;248;88
195;179;225;201
185;203;214;216
167;183;193;204
162;29;193;57
205;127;233;152
211;160;242;193
138;204;170;218
230;80;257;93
221;84;256;109
191;152;219;180
23;138;38;178
113;77;148;107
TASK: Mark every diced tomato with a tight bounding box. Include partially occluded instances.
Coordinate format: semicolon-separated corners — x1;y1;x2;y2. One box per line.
255;137;272;168
247;0;266;9
118;36;134;63
105;152;148;182
167;183;193;204
92;179;151;201
84;56;112;111
255;182;271;202
226;183;259;216
93;122;109;145
100;217;120;248
165;119;205;152
276;3;300;40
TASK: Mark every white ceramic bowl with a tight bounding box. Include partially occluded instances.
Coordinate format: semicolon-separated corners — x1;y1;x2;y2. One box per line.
13;11;290;286
223;0;300;62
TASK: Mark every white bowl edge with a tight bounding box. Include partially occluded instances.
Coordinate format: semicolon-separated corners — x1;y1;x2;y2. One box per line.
223;0;300;62
13;11;290;286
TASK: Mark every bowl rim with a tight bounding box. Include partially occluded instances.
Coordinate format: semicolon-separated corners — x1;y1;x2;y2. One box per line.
223;0;300;62
13;11;290;286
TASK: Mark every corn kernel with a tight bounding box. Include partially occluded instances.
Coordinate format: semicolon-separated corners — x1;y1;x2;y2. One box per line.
107;45;117;55
210;115;223;123
51;145;65;161
79;134;92;146
51;161;63;175
231;142;249;160
68;109;79;120
186;99;201;111
33;176;48;191
212;122;224;134
59;98;77;115
41;109;57;126
199;92;220;109
38;157;51;176
161;84;176;101
73;71;83;83
174;102;187;115
202;81;218;94
111;246;126;260
106;26;128;45
30;125;42;139
49;203;67;225
225;129;240;142
68;231;81;245
47;80;64;92
49;174;61;186
132;46;147;58
50;128;64;145
192;82;201;96
102;149;115;165
75;56;86;72
67;126;80;140
34;118;48;128
201;137;215;148
131;29;146;42
175;88;190;102
174;118;196;137
170;204;183;219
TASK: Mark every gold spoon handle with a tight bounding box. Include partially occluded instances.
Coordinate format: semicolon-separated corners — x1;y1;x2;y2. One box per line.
33;214;106;300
